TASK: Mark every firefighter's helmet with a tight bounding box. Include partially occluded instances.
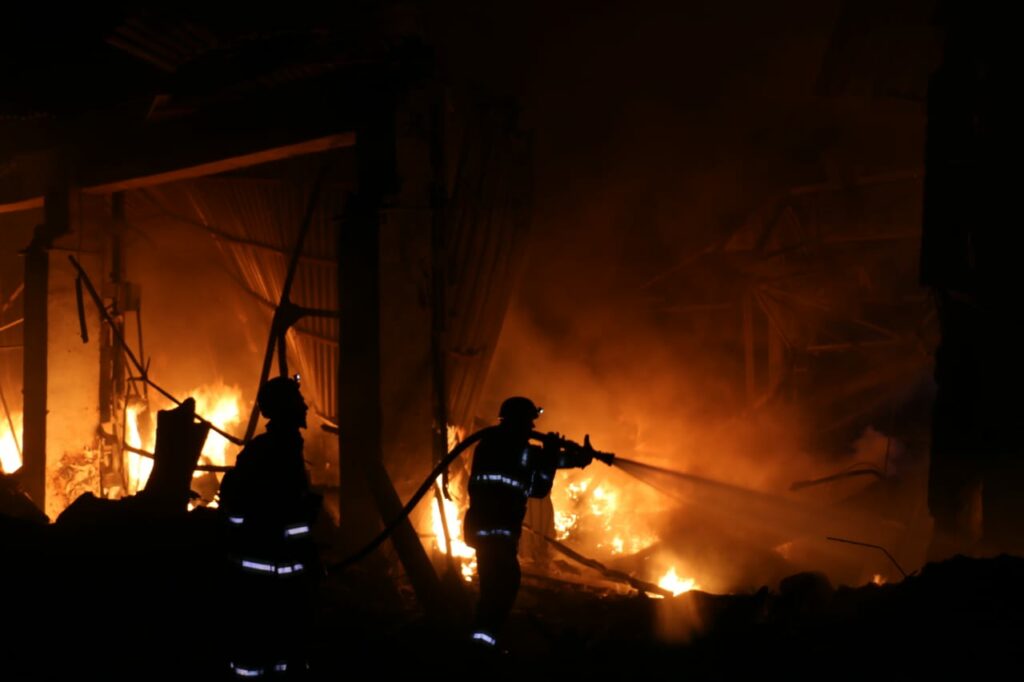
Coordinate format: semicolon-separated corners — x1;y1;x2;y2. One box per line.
257;375;306;423
498;396;542;423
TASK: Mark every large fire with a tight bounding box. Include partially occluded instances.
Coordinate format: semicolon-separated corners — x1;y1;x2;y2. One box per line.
125;382;245;494
1;411;23;474
554;470;700;594
428;425;699;592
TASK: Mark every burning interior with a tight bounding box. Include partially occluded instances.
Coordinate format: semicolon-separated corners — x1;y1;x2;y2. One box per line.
2;4;1023;679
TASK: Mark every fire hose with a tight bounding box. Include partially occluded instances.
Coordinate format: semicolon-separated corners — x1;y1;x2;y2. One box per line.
329;427;615;572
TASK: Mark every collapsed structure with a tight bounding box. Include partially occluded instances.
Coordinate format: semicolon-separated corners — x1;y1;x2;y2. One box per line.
1;3;1021;678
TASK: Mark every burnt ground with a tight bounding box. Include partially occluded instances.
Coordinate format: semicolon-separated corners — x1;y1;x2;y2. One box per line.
2;497;1022;680
311;554;1024;680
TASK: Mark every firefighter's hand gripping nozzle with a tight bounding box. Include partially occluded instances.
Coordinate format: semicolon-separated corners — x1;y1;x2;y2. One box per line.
540;432;616;467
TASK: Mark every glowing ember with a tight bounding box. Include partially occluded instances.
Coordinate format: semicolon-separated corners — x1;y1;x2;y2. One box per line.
604;531;658;556
658;566;698;596
872;574;885;586
590;484;615;515
554;510;579;540
0;411;23;474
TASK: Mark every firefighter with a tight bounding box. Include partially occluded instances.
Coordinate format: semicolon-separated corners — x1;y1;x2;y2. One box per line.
464;396;596;650
219;375;320;678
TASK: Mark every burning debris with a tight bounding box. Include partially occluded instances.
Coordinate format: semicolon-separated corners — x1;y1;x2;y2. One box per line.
123;382;245;496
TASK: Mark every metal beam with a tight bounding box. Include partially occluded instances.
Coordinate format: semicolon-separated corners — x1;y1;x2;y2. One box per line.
83;133;355;195
0;197;44;215
0;133;355;215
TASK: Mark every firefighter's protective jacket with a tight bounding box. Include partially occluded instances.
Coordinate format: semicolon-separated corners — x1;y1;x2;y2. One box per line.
219;425;319;574
464;427;590;546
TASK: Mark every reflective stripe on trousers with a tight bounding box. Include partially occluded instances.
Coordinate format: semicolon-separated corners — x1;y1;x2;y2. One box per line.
238;558;306;576
471;473;527;492
471;631;497;646
475;528;514;538
230;662;290;677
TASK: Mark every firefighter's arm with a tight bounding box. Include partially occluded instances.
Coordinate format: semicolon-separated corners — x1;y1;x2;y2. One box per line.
217;449;251;512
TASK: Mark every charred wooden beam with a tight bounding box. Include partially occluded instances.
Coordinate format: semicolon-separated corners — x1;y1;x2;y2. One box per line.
524;527;673;598
137;399;210;513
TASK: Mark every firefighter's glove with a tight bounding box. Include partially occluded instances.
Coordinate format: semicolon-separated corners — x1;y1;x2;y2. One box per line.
579;434;595;467
543;431;564;454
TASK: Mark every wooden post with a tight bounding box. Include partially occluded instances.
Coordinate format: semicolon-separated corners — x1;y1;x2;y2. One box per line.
337;94;446;618
21;227;49;509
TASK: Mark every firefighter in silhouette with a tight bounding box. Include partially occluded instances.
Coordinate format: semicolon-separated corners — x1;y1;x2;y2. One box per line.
464;396;597;649
219;375;320;678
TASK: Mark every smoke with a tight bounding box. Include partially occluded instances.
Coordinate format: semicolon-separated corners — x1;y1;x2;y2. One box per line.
461;1;934;593
487;298;825;488
124;204;267;403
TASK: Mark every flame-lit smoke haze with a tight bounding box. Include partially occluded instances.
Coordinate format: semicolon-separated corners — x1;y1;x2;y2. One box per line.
445;2;932;596
91;194;270;496
483;303;845;593
479;266;932;600
124;199;268;401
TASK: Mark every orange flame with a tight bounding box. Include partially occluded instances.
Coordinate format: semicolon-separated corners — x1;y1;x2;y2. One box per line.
431;475;477;581
656;566;699;597
0;411;23;474
552;472;660;557
429;425;477;581
125;403;154;494
125;383;244;494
